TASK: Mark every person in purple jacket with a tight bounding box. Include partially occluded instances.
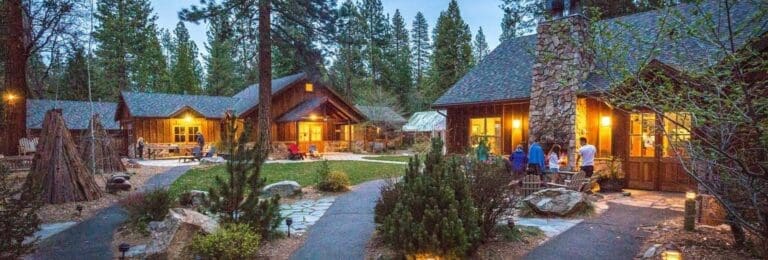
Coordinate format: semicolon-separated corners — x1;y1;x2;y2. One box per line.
510;145;528;178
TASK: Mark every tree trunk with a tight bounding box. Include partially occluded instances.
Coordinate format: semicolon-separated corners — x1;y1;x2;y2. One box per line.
256;0;272;160
2;0;28;156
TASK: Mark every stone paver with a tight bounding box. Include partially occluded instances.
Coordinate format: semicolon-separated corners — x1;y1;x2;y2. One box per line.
291;179;385;260
513;217;583;238
278;197;336;234
28;166;191;260
523;202;680;260
26;222;77;244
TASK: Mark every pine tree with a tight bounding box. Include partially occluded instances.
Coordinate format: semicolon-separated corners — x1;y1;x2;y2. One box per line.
473;27;490;63
330;0;367;100
205;15;240;96
390;10;413;113
411;12;430;87
359;0;391;100
429;0;473;102
58;46;90;101
170;21;203;94
499;0;524;41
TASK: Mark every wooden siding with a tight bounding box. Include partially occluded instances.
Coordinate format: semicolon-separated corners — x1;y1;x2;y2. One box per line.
446;103;528;155
132;117;222;145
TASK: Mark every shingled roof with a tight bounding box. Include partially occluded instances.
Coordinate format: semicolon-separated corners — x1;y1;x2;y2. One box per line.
120;91;237;118
434;0;767;107
233;72;306;115
402;111;446;132
354;105;407;125
27;99;119;130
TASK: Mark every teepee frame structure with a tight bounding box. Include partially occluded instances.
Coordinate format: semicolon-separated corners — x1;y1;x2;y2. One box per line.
80;114;126;174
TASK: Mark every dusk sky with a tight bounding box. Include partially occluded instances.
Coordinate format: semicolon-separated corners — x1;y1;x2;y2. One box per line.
150;0;505;58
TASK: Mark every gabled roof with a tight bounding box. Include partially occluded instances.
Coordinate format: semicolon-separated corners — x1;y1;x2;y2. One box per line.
120;91;237;118
354;105;407;125
402;111;446;132
434;0;768;107
276;96;328;122
233;72;306;115
27;99;119;130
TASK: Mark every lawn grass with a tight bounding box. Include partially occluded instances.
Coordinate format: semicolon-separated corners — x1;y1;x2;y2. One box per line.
361;155;416;163
169;160;406;196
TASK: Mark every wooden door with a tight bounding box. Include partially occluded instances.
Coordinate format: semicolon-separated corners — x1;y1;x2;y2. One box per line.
658;112;696;192
627;113;658;190
298;122;324;152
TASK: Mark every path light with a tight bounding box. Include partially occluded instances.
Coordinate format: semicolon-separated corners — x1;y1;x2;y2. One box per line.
286;217;293;238
684;191;696;231
661;250;681;260
118;243;130;259
75;205;84;216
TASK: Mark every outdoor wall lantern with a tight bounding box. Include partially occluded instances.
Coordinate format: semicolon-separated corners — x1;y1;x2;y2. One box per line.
184;114;193;123
600;116;612;127
308;114;319;120
512;119;522;129
4;93;16;101
661;250;681;260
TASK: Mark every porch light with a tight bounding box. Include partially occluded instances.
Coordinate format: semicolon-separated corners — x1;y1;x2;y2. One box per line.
305;83;314;92
661;250;681;260
184;114;193;123
512;119;522;129
4;93;16;102
600;116;611;127
309;114;318;120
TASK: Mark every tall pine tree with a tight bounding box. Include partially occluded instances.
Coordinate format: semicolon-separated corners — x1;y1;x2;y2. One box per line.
389;10;413;112
429;0;472;102
473;27;489;63
330;0;367;100
205;14;240;96
359;0;392;104
411;12;430;89
170;21;202;94
58;46;91;101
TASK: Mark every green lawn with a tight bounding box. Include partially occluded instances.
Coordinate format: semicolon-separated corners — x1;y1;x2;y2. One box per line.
169;160;406;196
361;155;415;163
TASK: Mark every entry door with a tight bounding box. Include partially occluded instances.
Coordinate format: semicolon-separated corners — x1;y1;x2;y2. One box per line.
298;122;324;152
659;113;696;192
627;113;657;190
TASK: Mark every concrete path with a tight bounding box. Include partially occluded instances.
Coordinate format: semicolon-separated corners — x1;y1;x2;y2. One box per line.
268;152;409;165
28;166;191;260
523;202;680;260
291;179;386;260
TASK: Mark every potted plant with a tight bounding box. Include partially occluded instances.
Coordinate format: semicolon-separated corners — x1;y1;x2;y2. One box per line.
596;156;625;192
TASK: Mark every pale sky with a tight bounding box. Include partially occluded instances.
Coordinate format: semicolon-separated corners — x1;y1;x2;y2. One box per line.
150;0;505;58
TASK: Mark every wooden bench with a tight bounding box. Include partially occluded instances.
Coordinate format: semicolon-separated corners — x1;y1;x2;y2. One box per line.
547;171;591;192
0;155;34;172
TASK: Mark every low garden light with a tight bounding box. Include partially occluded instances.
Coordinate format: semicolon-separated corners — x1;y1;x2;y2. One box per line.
286;217;293;237
684;191;696;231
600;116;612;127
75;204;84;216
118;243;130;259
512;119;522;129
661;250;681;260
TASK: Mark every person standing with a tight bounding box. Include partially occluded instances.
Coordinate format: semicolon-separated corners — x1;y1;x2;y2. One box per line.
196;132;205;151
577;137;596;177
548;144;562;181
527;141;545;176
511;145;528;177
136;137;145;160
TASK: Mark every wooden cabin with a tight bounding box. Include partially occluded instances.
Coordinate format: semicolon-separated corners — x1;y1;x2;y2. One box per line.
433;1;766;192
353;105;407;152
116;73;367;157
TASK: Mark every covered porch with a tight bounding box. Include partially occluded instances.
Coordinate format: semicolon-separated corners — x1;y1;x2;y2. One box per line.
273;96;363;154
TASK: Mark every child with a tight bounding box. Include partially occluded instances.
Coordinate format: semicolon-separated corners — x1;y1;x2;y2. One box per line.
548;144;562;182
510;145;528;178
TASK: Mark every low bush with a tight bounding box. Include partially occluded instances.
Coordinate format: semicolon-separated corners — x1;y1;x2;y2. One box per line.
319;171;351;192
121;189;172;232
0;165;41;258
188;223;261;259
465;157;515;240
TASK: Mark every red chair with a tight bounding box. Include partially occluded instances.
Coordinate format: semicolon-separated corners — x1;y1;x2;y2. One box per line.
288;143;305;160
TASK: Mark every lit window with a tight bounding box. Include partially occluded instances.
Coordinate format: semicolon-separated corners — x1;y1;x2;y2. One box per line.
469;117;501;154
663;112;691;157
630;113;656;157
305;83;314;92
173;125;200;143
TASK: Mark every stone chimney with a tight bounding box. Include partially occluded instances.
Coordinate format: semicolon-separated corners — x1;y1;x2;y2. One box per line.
528;0;592;169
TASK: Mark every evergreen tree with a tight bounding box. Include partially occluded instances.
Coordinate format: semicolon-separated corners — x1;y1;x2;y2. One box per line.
330;0;367;100
359;0;392;102
170;21;203;94
205;15;240;96
410;12;430;87
429;0;473;102
473;27;490;63
499;0;526;41
389;10;413;112
94;0;169;98
58;46;90;101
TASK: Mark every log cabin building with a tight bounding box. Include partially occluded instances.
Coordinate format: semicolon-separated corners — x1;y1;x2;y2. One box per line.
115;72;367;156
433;0;767;192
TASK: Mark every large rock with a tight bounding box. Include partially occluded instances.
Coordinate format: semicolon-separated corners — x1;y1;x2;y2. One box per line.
145;208;219;260
523;188;590;217
262;180;301;197
200;156;225;165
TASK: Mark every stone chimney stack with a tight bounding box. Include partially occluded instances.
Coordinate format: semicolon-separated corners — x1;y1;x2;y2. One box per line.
528;0;592;169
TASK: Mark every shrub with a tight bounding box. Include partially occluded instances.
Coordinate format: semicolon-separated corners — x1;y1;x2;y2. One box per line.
0;165;42;258
465;157;515;240
411;136;431;154
376;138;481;257
374;178;404;225
121;189;172;232
315;159;331;186
319;171;351;192
189;223;261;259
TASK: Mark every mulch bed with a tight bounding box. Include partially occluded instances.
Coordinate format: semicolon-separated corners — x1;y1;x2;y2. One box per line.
365;229;546;259
635;218;764;259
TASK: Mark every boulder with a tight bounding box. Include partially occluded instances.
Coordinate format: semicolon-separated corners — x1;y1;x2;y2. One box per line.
262;180;301;197
200;156;225;165
188;190;209;207
523;188;590;217
145;208;219;260
107;180;132;193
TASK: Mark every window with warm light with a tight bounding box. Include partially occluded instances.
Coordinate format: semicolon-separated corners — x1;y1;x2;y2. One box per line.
663;112;691;157
630;113;656;157
299;122;323;142
173;125;200;143
598;115;612;157
469;117;501;154
305;83;314;92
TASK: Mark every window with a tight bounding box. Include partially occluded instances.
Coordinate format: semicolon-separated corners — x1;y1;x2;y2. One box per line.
305;83;314;92
663;112;691;157
299;122;323;142
470;117;501;154
173;125;200;143
630;113;656;157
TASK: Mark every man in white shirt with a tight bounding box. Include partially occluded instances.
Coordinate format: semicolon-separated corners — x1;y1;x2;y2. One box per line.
576;137;596;177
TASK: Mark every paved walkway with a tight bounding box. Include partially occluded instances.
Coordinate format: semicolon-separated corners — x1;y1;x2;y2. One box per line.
291;179;386;260
523;202;680;260
268;152;409;165
28;166;191;260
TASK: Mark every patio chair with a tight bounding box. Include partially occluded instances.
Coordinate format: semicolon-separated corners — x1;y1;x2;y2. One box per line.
308;144;321;159
288;143;305;160
547;171;589;192
18;137;38;155
204;146;216;157
521;174;543;198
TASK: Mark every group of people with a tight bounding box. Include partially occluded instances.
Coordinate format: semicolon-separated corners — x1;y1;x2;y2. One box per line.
508;137;596;181
134;131;205;160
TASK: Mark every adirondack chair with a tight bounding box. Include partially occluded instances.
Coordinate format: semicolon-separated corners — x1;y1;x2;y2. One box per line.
18;137;38;155
521;175;543;197
548;171;589;192
288;143;305;160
